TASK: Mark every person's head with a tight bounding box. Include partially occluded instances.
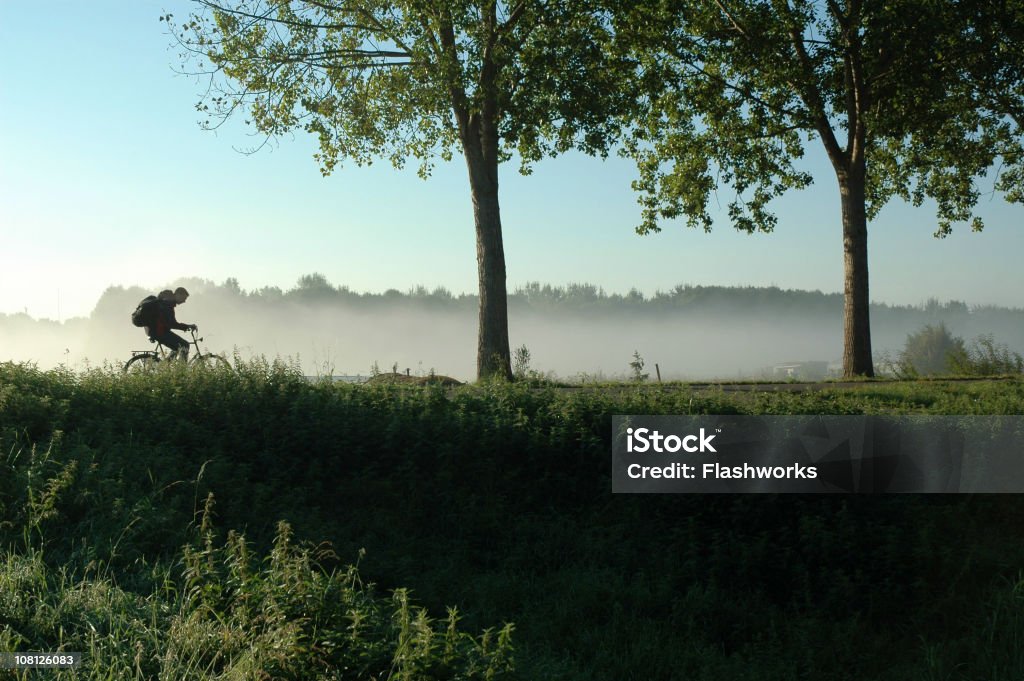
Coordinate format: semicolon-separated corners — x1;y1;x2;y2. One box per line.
173;287;190;305
157;289;174;302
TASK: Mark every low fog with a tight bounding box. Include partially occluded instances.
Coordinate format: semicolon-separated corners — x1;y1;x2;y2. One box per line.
3;278;1023;381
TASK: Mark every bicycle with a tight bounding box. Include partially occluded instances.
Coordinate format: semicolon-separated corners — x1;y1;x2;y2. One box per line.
124;328;231;372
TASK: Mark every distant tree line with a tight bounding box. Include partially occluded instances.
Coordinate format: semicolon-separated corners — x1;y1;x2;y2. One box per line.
4;276;1023;375
5;276;1021;330
82;275;1023;330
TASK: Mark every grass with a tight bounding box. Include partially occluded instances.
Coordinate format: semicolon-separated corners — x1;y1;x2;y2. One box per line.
2;359;1024;679
1;517;513;681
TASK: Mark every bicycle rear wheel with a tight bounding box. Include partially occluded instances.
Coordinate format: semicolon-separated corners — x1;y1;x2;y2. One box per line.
192;353;231;370
124;353;160;373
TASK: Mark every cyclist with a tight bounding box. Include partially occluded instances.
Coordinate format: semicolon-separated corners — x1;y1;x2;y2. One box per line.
146;287;198;360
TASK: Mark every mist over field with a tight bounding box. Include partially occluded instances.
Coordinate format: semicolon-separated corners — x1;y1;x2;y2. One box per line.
3;277;1023;380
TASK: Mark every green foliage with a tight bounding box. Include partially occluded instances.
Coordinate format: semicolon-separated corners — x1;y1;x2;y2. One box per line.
616;0;1022;235
897;323;967;377
628;350;648;382
511;344;531;380
166;1;630;178
918;2;1024;211
4;362;1024;678
949;333;1024;376
1;518;514;680
895;326;1024;378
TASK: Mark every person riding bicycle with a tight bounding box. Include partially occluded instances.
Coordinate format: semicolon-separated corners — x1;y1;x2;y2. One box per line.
146;287;198;360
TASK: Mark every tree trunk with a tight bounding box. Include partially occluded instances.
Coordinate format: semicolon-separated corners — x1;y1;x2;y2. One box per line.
441;7;511;382
838;168;874;377
464;142;513;381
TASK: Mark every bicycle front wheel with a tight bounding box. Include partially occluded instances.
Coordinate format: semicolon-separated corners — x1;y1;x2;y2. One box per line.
124;353;160;373
192;354;231;370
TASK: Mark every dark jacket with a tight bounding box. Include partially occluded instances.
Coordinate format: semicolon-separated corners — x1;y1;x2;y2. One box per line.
148;301;189;339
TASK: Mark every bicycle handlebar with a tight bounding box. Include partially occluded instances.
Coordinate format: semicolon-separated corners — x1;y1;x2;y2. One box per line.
147;327;205;351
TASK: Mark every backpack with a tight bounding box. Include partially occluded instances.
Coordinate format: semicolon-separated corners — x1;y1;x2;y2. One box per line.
131;295;160;328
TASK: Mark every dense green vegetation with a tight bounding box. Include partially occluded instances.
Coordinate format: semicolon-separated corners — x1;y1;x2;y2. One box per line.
3;360;1024;679
892;322;1024;377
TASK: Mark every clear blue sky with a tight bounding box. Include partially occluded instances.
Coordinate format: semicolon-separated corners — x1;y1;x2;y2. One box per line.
2;0;1022;321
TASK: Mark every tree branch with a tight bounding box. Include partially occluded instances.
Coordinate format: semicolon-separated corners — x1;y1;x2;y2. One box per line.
666;42;806;122
195;0;372;32
713;0;751;38
779;1;844;167
845;1;868;165
437;7;472;141
499;2;527;36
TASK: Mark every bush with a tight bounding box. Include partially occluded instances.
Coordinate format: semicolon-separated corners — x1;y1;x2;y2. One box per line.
948;334;1024;376
897;323;966;376
512;344;531;380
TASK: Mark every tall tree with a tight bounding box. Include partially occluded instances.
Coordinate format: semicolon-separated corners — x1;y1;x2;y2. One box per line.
165;1;629;379
615;0;1023;377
